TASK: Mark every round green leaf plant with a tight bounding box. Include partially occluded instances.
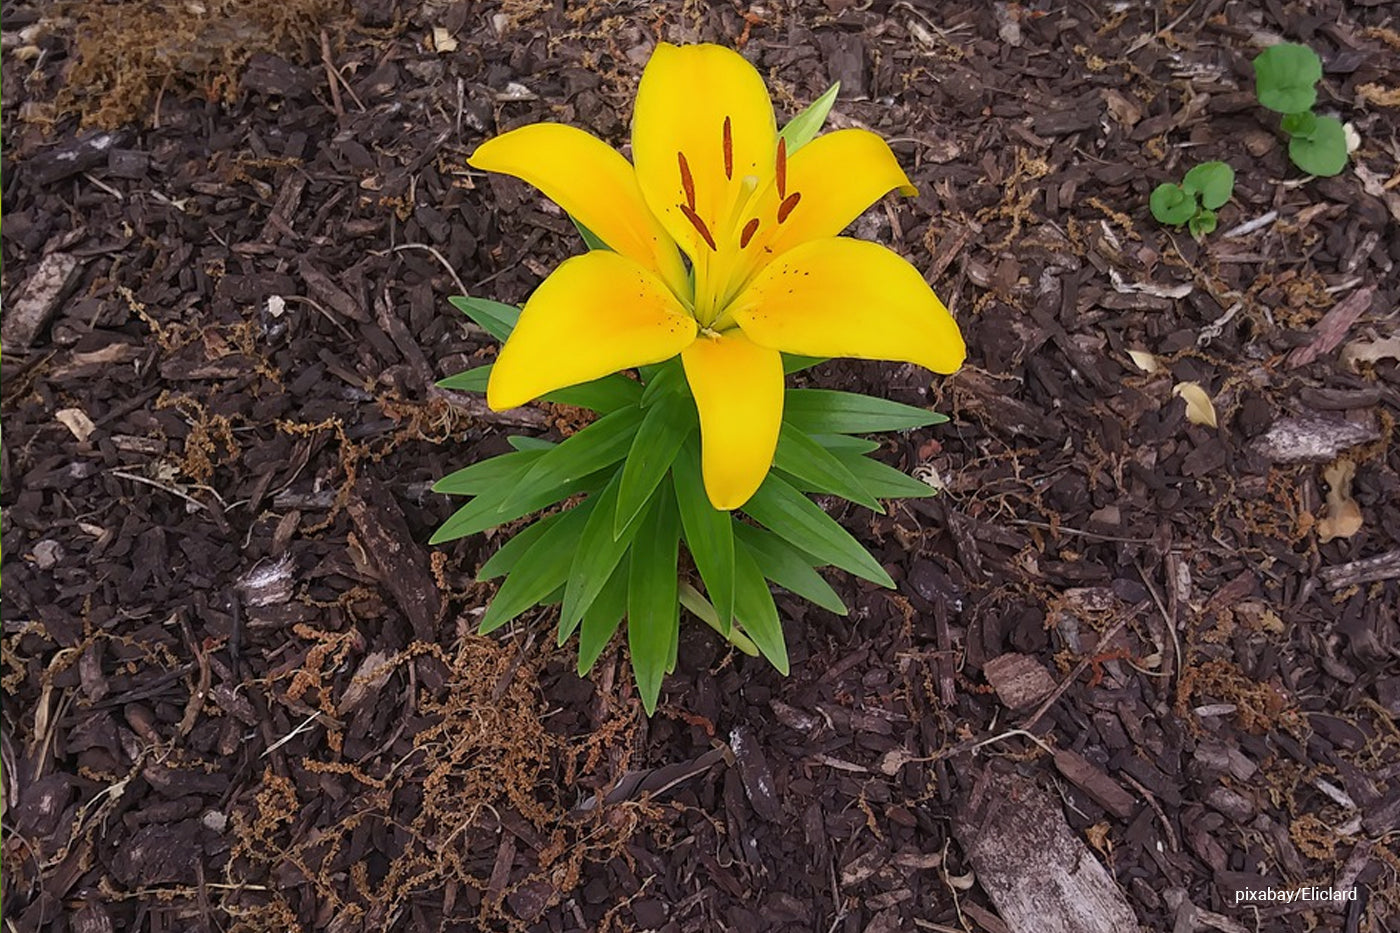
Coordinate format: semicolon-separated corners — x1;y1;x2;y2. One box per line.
1284;112;1348;177
1150;161;1235;237
1252;42;1348;177
1252;42;1322;114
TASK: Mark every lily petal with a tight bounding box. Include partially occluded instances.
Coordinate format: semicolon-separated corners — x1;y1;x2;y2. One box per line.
633;43;777;260
469;123;687;293
680;331;784;510
729;238;965;374
488;251;698;410
763;129;917;255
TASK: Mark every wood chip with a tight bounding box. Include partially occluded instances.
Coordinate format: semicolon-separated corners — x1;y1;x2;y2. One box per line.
32;129;129;185
1052;749;1137;819
730;725;783;822
1318;550;1400;590
1250;415;1380;463
1287;287;1375;368
336;650;396;715
954;769;1139;933
983;653;1057;710
346;476;444;640
2;251;83;351
55;408;97;441
840;848;888;887
299;259;369;321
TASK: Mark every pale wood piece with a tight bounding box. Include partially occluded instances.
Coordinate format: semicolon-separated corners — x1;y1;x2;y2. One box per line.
1319;550;1400;590
955;769;1141;933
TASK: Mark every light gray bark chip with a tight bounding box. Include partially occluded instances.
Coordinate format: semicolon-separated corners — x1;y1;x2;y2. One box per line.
1250;415;1380;463
3;252;82;351
954;768;1142;933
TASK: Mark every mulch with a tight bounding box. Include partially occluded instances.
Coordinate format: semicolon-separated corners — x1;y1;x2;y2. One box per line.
3;0;1399;931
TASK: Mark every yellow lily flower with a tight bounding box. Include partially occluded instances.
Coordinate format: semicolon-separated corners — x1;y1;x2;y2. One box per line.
469;43;965;510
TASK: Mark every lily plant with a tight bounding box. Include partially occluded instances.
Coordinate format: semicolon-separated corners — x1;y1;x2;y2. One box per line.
434;43;965;713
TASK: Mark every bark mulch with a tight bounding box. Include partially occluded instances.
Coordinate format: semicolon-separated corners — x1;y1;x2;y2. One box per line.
3;1;1399;931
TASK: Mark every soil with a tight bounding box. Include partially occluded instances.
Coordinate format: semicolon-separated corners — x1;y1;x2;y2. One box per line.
4;1;1400;931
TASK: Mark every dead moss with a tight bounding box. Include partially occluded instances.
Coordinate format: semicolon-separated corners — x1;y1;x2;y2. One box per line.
1177;657;1300;734
229;637;648;929
57;0;350;128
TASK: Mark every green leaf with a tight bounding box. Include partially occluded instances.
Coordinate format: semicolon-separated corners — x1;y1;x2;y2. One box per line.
678;583;758;655
1149;183;1195;225
507;436;556;452
577;557;628;675
615;390;695;536
479;498;596;633
1288;114;1349;177
477;509;567;580
560;472;648;642
495;405;645;517
1252;42;1322;114
437;365;492;392
640;357;685;406
783;389;943;434
774;423;883;512
778;81;841;154
1188;208;1218;238
672;442;736;632
811;434;882;456
782;353;828;374
1281;110;1318;137
545;374;644;413
731;544;788;674
433;448;547;496
1181;161;1235;210
448;295;520;343
740;474;894;588
429;464;609;544
627;493;681;715
733;524;847;616
571;215;610;252
833;450;940;500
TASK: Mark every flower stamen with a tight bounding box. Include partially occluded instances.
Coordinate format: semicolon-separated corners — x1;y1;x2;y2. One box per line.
777;192;801;224
740;217;760;248
722;116;733;180
678;151;697;210
776;138;787;199
680;203;718;250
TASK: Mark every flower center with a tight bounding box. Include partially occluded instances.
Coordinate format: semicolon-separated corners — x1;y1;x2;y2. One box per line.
674;119;803;328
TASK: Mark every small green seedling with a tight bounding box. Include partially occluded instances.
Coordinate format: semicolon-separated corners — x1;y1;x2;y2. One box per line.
1151;161;1235;237
1253;42;1348;177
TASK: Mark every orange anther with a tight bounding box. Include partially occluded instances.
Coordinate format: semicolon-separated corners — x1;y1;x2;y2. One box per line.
678;151;696;210
722;116;734;180
740;217;760;248
679;204;717;250
777;192;801;223
776;138;787;199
